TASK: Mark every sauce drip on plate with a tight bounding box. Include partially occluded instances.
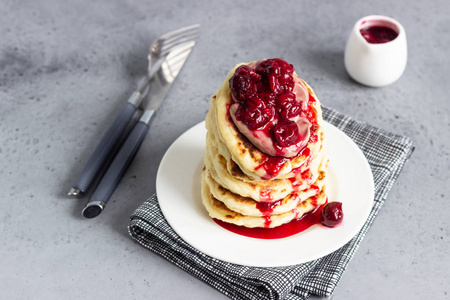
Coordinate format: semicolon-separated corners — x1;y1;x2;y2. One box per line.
213;202;326;239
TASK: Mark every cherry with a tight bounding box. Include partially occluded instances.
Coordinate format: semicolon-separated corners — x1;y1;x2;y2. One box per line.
255;59;279;94
275;59;294;74
229;65;260;102
272;119;299;147
283;103;301;120
275;92;295;108
275;92;301;119
258;92;276;107
228;58;315;157
229;74;256;102
235;96;274;129
275;59;295;92
320;202;343;227
276;91;295;103
268;73;282;94
236;65;261;80
256;59;294;94
278;72;295;93
256;59;281;78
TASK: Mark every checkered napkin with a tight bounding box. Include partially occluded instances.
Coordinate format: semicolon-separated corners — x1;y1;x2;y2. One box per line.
128;107;414;300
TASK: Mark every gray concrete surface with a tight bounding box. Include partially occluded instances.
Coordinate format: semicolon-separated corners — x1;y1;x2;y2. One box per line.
1;0;449;299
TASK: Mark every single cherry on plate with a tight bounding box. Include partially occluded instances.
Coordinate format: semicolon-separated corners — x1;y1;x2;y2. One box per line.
320;202;343;227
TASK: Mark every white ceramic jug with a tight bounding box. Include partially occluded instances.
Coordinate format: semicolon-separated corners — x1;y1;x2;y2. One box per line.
344;15;407;87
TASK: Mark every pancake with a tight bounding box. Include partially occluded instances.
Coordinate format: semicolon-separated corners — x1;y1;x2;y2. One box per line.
201;58;329;229
210;62;324;181
205;98;326;182
201;169;328;228
204;132;327;202
204;159;328;217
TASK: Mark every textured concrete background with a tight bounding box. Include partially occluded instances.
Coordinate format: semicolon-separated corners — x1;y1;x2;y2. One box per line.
1;0;449;299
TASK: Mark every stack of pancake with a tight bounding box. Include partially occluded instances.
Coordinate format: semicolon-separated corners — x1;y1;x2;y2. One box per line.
201;61;328;228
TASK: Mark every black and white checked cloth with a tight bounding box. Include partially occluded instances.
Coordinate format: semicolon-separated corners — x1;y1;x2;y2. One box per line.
128;107;415;300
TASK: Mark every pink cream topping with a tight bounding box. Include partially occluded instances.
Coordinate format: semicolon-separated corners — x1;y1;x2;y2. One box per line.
229;58;312;158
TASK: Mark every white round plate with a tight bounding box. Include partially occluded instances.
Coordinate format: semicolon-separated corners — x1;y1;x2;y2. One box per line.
156;121;374;267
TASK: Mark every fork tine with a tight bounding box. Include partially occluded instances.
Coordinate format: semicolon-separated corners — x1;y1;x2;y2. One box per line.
167;44;194;69
162;29;199;47
160;24;200;42
160;36;199;56
148;24;199;78
165;42;195;67
160;28;200;54
159;41;196;80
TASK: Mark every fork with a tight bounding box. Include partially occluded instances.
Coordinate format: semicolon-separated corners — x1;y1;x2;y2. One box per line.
81;37;198;218
68;24;200;197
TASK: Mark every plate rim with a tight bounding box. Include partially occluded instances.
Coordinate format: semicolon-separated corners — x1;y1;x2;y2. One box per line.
156;120;374;267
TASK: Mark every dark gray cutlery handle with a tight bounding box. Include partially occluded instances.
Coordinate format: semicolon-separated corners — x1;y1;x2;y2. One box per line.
72;102;137;194
83;121;149;218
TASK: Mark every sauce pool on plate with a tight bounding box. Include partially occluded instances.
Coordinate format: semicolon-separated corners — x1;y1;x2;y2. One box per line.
213;201;344;239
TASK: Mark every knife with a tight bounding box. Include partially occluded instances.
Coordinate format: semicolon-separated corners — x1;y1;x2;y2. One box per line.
67;77;150;197
82;40;197;218
68;24;200;197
